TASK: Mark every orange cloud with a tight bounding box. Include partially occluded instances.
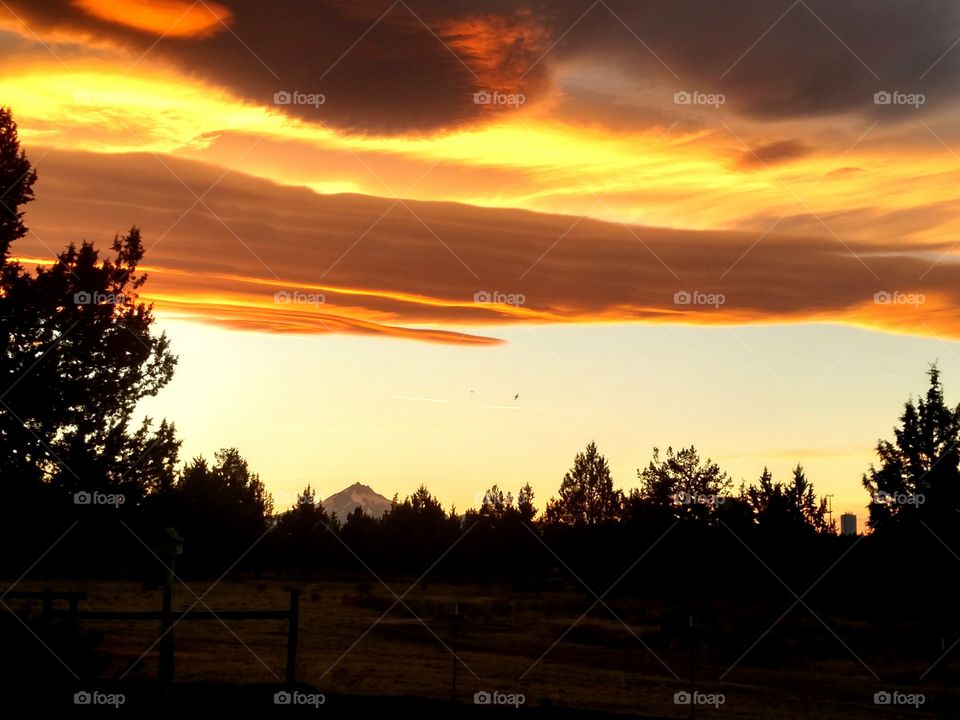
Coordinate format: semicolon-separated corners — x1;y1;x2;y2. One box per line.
71;0;230;38
440;11;551;97
3;56;960;242
13;150;960;345
140;295;506;345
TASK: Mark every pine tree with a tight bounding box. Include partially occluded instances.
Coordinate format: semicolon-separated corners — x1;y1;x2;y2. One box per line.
546;442;621;526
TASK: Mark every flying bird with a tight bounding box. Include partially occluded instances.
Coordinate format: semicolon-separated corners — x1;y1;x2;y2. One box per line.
514;393;519;400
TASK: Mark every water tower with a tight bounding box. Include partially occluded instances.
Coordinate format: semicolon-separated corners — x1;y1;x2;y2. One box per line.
840;513;857;536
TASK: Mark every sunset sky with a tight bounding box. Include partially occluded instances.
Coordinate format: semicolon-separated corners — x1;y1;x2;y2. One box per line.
3;0;960;518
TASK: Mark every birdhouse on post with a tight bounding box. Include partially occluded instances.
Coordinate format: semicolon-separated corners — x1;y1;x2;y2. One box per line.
159;527;184;557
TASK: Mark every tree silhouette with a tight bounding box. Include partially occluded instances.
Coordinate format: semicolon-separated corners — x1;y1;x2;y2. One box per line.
747;467;791;527
480;484;513;519
274;484;336;574
863;363;960;531
0;106;35;259
787;464;831;532
340;505;379;566
175;449;273;571
0;108;177;510
546;441;621;526
747;464;829;534
517;482;536;522
637;445;731;523
381;485;459;574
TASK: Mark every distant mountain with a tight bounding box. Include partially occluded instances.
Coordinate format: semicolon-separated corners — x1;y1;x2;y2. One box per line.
322;482;392;519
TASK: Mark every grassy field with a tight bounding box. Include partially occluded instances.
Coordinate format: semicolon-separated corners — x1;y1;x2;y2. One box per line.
4;577;945;718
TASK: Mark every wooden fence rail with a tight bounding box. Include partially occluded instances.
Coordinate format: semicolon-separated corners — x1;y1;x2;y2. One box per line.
10;588;300;685
4;590;88;630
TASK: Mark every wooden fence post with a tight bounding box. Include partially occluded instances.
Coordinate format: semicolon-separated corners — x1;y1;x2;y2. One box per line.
158;555;175;695
68;595;80;634
451;602;460;703
41;589;52;631
286;589;300;685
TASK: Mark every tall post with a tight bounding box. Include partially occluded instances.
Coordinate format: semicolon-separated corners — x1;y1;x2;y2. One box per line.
68;595;80;635
41;589;52;632
941;636;948;720
286;589;300;685
451;603;460;703
689;614;695;720
158;552;175;695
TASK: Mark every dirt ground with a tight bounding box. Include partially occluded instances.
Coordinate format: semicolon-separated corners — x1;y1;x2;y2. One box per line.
3;578;944;718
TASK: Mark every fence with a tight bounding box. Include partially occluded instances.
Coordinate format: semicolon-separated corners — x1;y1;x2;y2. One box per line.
5;590;87;631
10;587;300;686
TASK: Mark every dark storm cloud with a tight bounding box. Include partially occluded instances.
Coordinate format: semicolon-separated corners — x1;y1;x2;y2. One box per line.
2;0;551;133
558;0;960;120
3;0;959;132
